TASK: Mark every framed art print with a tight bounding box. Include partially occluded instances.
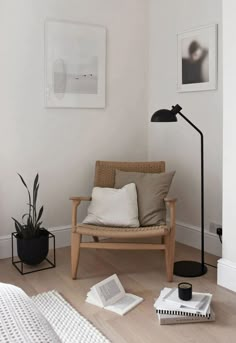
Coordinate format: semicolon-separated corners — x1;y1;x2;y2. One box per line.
45;20;106;108
177;24;217;92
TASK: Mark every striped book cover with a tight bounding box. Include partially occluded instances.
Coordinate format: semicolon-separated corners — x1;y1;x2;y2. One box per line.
157;307;215;325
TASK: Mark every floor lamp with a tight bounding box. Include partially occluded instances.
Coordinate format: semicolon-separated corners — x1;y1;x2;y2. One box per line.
151;104;207;277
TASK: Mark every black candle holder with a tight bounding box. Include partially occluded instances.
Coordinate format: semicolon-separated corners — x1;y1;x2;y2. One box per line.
11;231;56;275
178;282;192;301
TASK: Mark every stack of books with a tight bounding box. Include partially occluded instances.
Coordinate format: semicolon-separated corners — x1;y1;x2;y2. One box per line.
154;287;215;325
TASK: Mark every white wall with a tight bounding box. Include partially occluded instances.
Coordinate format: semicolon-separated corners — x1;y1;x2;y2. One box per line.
148;0;222;250
0;0;148;239
218;0;236;292
221;0;236;264
0;0;224;261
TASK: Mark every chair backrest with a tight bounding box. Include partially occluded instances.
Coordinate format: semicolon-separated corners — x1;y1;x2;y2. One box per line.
94;161;165;188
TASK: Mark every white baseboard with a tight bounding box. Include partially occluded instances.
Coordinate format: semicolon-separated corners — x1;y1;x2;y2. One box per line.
0;235;12;260
0;226;93;260
217;258;236;292
175;221;222;257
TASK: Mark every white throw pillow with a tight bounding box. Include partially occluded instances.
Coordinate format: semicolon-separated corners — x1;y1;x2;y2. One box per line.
83;183;140;227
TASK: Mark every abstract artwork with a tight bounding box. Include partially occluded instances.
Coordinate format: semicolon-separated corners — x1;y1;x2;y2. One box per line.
177;24;217;92
45;20;106;108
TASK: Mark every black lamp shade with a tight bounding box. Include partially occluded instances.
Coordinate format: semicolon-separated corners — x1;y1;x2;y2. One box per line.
151;109;177;122
151;104;183;122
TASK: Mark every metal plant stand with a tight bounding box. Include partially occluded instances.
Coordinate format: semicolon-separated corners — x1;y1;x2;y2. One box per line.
11;231;56;275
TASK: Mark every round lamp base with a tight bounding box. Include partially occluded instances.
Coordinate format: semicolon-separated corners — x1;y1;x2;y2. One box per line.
174;261;207;278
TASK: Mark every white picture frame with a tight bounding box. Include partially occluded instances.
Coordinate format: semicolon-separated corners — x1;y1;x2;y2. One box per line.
177;24;217;92
45;19;106;108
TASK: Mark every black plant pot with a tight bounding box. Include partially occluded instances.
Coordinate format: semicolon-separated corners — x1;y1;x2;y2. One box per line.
16;230;49;265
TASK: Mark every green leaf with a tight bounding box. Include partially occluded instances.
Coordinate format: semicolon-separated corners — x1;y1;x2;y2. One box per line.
17;173;28;189
27;203;35;209
33;184;39;207
22;213;29;222
37;206;43;223
12;217;23;229
14;222;21;234
17;173;32;217
33;184;39;225
36;221;43;228
27;215;33;228
33;177;39;210
12;217;24;236
33;174;39;193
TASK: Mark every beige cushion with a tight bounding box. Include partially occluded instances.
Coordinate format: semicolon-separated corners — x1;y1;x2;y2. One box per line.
83;183;140;227
115;170;175;226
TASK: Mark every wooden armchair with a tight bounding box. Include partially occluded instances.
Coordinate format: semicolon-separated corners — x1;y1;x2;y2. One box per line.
70;161;176;282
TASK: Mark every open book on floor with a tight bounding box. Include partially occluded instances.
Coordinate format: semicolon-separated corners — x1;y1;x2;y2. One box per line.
86;274;143;315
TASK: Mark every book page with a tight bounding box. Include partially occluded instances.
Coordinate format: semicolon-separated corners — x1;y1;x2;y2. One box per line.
105;294;143;316
92;274;125;307
86;291;103;307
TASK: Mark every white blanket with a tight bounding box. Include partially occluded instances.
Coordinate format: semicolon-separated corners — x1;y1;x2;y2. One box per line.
0;282;61;343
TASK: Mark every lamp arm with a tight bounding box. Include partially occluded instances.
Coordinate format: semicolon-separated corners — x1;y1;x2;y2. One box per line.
179;111;205;268
178;112;203;138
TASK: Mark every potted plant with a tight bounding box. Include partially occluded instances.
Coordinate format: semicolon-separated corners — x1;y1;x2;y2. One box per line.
12;174;49;265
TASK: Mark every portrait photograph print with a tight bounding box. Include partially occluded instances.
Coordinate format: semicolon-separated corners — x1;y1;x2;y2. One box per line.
45;20;106;108
177;24;217;92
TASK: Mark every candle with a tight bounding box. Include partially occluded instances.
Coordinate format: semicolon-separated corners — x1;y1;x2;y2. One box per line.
178;282;192;301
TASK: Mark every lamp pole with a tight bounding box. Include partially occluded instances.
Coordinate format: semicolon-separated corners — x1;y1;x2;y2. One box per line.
151;104;207;277
176;110;205;274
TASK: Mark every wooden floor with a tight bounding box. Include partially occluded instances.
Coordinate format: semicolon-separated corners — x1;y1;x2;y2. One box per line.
0;242;235;343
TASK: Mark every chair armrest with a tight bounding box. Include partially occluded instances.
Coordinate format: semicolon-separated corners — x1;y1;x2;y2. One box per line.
164;198;177;206
70;196;92;201
70;196;91;232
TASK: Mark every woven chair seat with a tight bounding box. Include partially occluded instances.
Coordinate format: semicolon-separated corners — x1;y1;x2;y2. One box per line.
76;223;169;238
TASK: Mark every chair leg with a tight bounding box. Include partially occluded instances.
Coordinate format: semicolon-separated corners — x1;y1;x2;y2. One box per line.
93;236;99;242
71;232;81;280
164;233;174;282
